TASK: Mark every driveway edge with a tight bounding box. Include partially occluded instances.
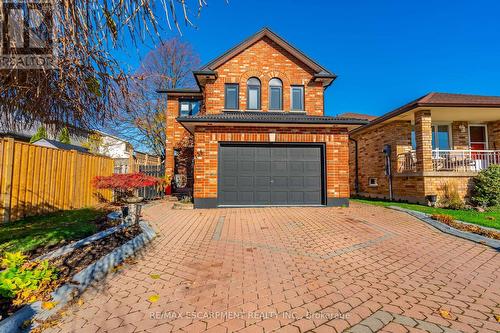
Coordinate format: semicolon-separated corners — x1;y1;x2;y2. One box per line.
388;206;500;250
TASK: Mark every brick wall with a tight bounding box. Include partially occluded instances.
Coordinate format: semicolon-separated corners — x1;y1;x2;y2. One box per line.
203;37;324;115
350;119;485;204
193;126;349;200
165;36;328;179
451;121;469;149
349;121;416;199
487;120;500;150
423;176;474;201
415;110;433;172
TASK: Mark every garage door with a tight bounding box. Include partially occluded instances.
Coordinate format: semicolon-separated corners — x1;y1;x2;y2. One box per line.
218;144;324;206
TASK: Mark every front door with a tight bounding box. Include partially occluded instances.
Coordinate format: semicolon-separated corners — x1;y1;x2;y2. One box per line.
469;125;487;150
469;125;488;169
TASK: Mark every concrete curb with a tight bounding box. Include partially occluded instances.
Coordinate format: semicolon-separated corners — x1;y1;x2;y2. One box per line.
388;206;500;250
0;221;156;333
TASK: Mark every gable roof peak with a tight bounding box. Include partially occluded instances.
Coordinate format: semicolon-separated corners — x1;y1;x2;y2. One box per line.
198;27;336;83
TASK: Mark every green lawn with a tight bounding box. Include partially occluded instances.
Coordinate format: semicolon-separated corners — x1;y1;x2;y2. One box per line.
0;208;105;255
351;198;500;230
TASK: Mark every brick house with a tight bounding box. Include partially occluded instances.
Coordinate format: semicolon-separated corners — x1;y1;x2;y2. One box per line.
349;92;500;204
159;28;367;208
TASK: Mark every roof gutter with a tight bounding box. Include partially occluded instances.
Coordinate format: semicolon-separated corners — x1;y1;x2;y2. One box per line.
176;117;369;126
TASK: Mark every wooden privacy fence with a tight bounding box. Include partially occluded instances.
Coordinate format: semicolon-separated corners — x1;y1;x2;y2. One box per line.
137;164;165;200
0;138;114;223
114;152;162;174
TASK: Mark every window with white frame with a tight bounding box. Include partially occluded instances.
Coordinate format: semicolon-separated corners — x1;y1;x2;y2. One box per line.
432;124;451;150
411;124;451;150
368;177;378;187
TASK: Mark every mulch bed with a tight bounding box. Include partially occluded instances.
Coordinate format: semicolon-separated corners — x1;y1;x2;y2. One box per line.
0;223;141;320
25;210;121;261
432;216;500;240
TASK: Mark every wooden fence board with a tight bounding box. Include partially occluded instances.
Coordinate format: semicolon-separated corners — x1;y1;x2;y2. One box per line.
0;138;114;223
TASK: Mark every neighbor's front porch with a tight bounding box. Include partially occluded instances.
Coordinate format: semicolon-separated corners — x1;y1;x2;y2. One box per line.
397;109;500;174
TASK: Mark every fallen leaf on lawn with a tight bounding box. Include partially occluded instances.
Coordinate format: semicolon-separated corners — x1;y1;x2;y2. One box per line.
494;314;500;322
148;295;160;303
150;274;161;279
439;310;453;319
41;301;58;310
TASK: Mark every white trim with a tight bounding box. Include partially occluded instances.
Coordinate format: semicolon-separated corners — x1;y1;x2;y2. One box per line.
410;122;453;150
431;122;452;150
468;124;488;149
368;177;378;187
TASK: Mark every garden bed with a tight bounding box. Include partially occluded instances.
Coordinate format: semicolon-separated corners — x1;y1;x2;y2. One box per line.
388;206;500;249
430;214;500;240
0;223;141;320
352;198;499;230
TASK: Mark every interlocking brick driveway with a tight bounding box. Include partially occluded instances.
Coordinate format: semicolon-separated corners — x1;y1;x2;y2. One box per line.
45;202;500;333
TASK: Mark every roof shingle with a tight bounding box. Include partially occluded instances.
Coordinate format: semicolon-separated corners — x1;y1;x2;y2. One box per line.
350;92;500;135
177;111;369;125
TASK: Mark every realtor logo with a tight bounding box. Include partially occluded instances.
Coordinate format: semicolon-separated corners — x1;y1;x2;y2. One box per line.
0;0;55;69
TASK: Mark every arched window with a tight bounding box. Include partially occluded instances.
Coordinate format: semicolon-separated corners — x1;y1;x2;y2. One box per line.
246;77;261;110
269;78;283;110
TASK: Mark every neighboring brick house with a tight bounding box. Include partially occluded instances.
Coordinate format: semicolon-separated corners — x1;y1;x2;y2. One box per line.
349;92;500;204
160;28;367;208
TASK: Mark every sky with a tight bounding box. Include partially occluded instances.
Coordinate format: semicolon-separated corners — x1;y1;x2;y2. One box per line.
114;0;500;117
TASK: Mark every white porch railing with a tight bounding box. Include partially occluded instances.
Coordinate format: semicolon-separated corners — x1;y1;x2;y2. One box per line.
398;151;417;173
397;150;500;173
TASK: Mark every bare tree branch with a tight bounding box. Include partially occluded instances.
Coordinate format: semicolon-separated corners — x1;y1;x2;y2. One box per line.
0;0;210;131
106;37;200;160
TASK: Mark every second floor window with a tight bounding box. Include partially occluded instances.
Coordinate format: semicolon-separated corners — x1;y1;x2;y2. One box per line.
246;77;261;110
269;78;283;110
225;83;239;110
179;100;201;116
291;85;304;111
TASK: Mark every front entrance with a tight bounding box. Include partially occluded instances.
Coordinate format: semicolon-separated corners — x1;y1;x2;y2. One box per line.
218;144;324;206
469;125;488;150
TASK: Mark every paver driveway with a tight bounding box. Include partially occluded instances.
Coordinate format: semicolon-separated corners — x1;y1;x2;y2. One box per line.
46;202;500;333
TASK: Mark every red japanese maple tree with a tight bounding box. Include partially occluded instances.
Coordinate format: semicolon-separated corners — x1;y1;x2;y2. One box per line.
93;173;164;202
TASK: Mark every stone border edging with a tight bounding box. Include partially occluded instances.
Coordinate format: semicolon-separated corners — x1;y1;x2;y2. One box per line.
388;206;500;250
0;221;156;333
35;217;131;261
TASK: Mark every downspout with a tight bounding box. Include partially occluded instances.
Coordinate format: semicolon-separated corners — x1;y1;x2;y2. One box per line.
349;137;359;195
383;144;393;201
